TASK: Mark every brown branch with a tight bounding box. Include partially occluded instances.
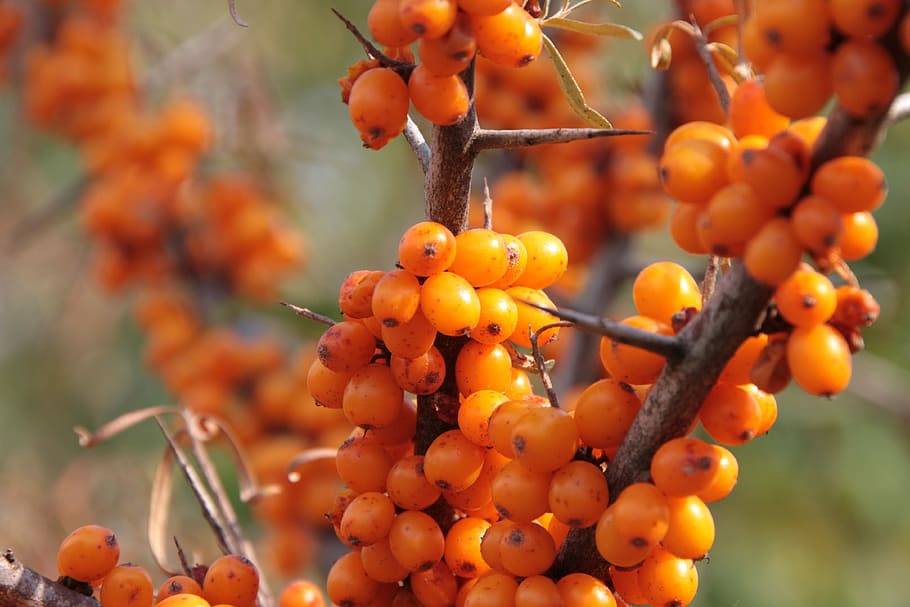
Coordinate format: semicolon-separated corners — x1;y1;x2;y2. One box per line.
331;9;413;74
470;128;652;152
530;322;573;409
689;16;731;114
403;116;431;175
525;302;687;360
280;302;336;326
0;551;99;607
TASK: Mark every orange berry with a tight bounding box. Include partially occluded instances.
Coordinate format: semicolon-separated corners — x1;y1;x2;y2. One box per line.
326;551;387;607
505;286;560;348
279;580;326;607
698;382;763;446
56;524;120;583
491;459;552;523
632;261;702;327
470;2;543;68
421;271;482;336
750;0;831;53
830;0;901;37
811;156;887;215
410;562;459;607
548;460;609;528
833;285;880;328
202;554;259;607
695;444;739;502
729;78;790;138
511;406;579;473
409;64;470;126
650;437;720;497
361;537;411;583
472;287;519;345
399;221;457;276
424;429;487;491
458;389;509;447
371;269;422;327
463;571;519;607
336;434;395;493
744;217;803;286
342;363;404;428
790;194;844;255
488;233;529;289
307;359;354;409
100;564;154;607
449;228;510;287
839;211;878;260
390;346;446;395
664;121;736;152
316;321;376;374
597;482;669;563
515;575;563;607
458;0;511;16
339;491;396;547
659;138;729;204
513;231;569;289
498;521;557;577
669;203;709;255
488;398;543;457
417;14;476;76
444;517;492;578
156;595;211;607
399;0;458;39
763;51;832;119
348;67;409;150
455;340;512;395
158;576;204;602
369;0;420;46
572;379;641;451
739;143;806;210
338;269;384;319
557;573;617;607
599;315;673;385
719;333;769;386
774;267;837;328
831;38;898;118
637;546;699;607
387;454;442;510
698;182;775;257
381;308;438;359
389;510;446;572
787;323;852;396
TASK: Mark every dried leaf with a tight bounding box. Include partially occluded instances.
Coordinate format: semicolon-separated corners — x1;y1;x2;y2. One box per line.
149;446;180;576
227;0;248;27
707;42;745;83
74;405;180;447
542;17;642;40
287;448;339;483
542;35;612;128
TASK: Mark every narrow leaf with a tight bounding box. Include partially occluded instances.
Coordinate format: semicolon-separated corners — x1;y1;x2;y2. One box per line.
75;405;180;447
287;448;339;483
149;447;180;576
543;17;642;40
707;42;745;82
542;35;613;128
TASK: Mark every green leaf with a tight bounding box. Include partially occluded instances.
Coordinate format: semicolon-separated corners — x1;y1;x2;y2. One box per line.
542;34;612;128
542;16;642;40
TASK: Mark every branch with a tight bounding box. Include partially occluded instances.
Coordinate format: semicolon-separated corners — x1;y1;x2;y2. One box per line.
525;302;687;360
470;127;651;153
0;551;98;607
403;116;431;175
689;16;731;114
280;302;336;326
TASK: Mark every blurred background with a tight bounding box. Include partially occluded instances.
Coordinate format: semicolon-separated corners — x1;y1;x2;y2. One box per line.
0;1;909;606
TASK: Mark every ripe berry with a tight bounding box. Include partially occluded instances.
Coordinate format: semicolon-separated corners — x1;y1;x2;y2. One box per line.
56;524;120;583
202;554;260;607
470;2;543;68
408;64;470;126
347;67;409;150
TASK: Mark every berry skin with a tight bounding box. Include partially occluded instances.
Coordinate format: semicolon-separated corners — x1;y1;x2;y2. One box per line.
744;217;803;287
830;0;901;37
388;510;447;572
398;221;457;277
336;434;395;494
100;564;154;607
659;138;729;204
572;379;641;451
498;521;558;577
650;437;720;497
695;444;739;503
156;595;212;607
338;491;396;547
408;64;470;126
790;195;844;255
698;381;763;446
511;406;579;473
470;2;543;68
316;321;376;374
390;346;446;395
632;261;702;327
417;15;477;76
729;78;790;138
831;39;899;118
455;340;512;395
505;286;560;348
371;269;422;328
548;460;610;528
202;554;260;607
774;267;837;328
398;0;458;39
424;429;487;491
472;287;519;345
347;67;410;150
368;0;420;47
637;546;699;607
787;323;852;396
458;0;511;16
56;524;120;583
839;211;878;260
557;572;617;607
342;363;404;429
444;517;492;578
763;51;832;119
662;495;716;559
599;315;673;385
158;576;204;602
491;459;553;523
420;271;482;336
449;228;510;287
811;156;887;215
513;231;569;289
326;551;387;607
387;454;442;510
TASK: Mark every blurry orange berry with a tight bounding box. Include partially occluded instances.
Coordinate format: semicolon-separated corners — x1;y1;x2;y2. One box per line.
787;324;852;396
100;564;153;607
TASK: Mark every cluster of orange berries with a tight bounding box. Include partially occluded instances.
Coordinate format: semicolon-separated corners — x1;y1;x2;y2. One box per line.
658;76;885;396
55;523;324;607
743;0;908;119
341;0;544;148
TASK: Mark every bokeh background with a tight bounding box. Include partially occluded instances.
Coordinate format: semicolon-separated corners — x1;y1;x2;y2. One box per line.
1;1;909;606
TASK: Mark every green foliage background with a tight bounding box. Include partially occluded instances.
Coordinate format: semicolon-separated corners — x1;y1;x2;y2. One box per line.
0;2;908;605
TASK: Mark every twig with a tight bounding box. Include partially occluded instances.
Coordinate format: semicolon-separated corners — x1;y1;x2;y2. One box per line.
227;0;249;27
470;128;652;152
331;9;413;73
281;302;336;326
701;255;721;302
689;15;731;114
403;116;431;175
530;322;572;409
884;92;910;129
481;178;493;230
523;302;687;360
0;550;99;607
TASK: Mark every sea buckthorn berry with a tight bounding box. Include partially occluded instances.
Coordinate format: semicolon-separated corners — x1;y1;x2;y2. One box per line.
839;211;879;260
790;195;844;254
326;551;386;607
747;384;779;436
387;454;442;510
381;308;438;358
444;517;492;578
572;379;641;451
599;315;673;385
729;79;790;139
609;566;647;606
390;347;446;395
408;64;470;126
750;0;831;53
663;495;715;560
719;334;769;386
595;506;653;568
663;121;736;152
399;0;458;39
455;340;512;395
698;381;763;446
472;287;519;345
763;51;832;119
369;0;421;47
410;561;459;607
425;429;487;491
458;0;511;16
56;524;120;583
725;135;767;183
336;434;395;493
158;576;204;602
279;580;327;607
609;482;670;551
557;572;617;607
774;267;837;328
470;2;543;68
811;156;887;215
739;144;805;210
744;217;803;286
339;491;396;547
515;575;563;607
100;564;154;607
511;406;579;473
787;323;852;396
479;520;515;573
632;261;702;327
342;363;404;428
316;321;376;374
699;182;774;257
347;67;410;150
418;14;476;76
488;398;542;457
505;286;560;348
156;595;211;607
421;271;482;336
830;0;901;37
548;460;609;528
658;138;729;204
464;571;519;607
488;233;528;289
458;389;509;447
371;269;422;327
449;228;509;287
651;437;720;497
307;359;353;409
513;231;569;289
398;221;457;276
361;537;411;583
695;444;738;502
491;459;552;523
498;521;557;577
637;546;699;607
202;554;260;607
389;510;447;572
833;285;880;328
339;269;385;319
831;39;898;118
670;203;709;255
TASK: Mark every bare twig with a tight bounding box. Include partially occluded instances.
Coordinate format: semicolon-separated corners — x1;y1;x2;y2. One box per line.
470;127;652;152
524;302;687;360
530;322;573;409
281;302;336;326
403;116;431;175
689;16;731;114
227;0;249;26
331;9;413;73
0;550;99;607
